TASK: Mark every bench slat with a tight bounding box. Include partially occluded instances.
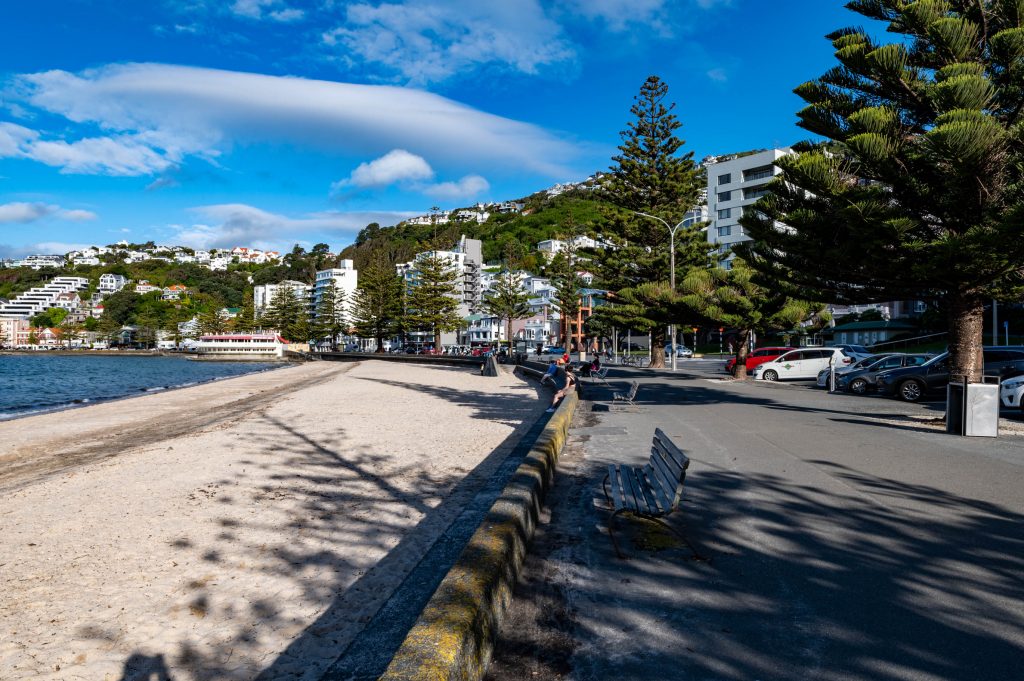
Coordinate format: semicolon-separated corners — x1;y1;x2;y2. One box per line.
652;440;684;483
621;466;647;514
643;462;675;514
607;464;627;511
646;448;677;500
627;466;656;516
655;428;689;471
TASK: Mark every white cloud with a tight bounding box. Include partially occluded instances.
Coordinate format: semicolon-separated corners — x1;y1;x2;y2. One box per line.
323;1;575;84
4;63;577;177
562;0;667;32
230;0;304;22
177;203;416;250
0;241;91;258
0;202;98;224
706;67;728;82
422;174;489;200
335;149;435;190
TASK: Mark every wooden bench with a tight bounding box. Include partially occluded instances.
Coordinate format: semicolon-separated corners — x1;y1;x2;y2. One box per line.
613;380;639;405
602;428;705;560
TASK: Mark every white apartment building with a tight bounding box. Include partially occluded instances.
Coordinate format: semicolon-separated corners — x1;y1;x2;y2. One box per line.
254;280;312;317
98;273;128;294
135;281;161;294
313;260;359;318
0;276;90;318
10;254;67;269
706;148;793;267
397;235;483;347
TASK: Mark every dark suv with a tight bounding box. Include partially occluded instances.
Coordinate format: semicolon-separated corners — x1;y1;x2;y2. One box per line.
876;347;1024;402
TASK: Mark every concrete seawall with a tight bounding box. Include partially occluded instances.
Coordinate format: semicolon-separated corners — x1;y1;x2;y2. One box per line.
378;380;579;680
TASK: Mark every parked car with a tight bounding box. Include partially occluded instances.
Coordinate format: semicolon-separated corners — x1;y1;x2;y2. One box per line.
815;353;893;388
1000;374;1024;410
833;353;934;393
832;344;874;361
753;347;854;381
726;346;795;374
876;347;1024;402
542;346;566;355
665;345;694;358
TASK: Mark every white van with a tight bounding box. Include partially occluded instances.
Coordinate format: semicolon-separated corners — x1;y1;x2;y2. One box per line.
753;347;851;381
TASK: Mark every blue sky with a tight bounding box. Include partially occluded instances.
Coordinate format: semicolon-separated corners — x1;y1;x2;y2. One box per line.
0;0;859;257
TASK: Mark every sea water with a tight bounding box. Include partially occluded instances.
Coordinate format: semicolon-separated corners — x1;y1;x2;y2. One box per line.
0;354;281;420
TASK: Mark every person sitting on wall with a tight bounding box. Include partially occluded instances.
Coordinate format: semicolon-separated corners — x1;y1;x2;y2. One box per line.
547;365;577;413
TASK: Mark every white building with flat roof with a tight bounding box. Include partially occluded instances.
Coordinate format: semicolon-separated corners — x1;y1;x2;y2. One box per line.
0;276;89;319
706;148;792;267
254;280;312;317
313;261;358;319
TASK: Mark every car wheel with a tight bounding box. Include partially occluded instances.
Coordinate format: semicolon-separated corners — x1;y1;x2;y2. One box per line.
762;370;778;382
897;379;924;402
850;378;868;394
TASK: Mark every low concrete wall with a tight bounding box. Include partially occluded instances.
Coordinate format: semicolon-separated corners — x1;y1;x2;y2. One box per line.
378;390;579;681
316;352;484;369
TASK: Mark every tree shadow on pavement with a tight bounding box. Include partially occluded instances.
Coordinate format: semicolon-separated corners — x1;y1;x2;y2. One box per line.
490;435;1024;681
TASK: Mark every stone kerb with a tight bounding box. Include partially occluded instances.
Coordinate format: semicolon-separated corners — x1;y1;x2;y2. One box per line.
378;391;580;681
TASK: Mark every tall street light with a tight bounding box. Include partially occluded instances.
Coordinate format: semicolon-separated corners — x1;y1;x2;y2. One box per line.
635;211;687;373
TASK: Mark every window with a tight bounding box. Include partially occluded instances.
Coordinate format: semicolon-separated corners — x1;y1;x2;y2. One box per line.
743;165;774;182
718;173;731;185
743;186;770;200
717;225;732;237
718;208;732;219
717;190;732;202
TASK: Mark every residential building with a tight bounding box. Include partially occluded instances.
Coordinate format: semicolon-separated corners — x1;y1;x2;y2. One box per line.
134;281;161;294
254;280;312;317
396;235;483;347
162;284;189;301
71;255;100;267
194;333;287;358
313;261;359;322
10;254;67;269
830;320;917;347
706;148;793;267
536;235;601;259
0;277;89;319
464;314;507;346
98;273;128;294
53;291;81;311
0;318;31;347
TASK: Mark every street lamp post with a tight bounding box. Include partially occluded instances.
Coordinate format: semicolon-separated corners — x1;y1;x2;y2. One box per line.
635;212;687;372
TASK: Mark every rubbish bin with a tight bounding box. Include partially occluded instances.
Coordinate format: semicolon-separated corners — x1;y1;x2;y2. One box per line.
946;375;1000;437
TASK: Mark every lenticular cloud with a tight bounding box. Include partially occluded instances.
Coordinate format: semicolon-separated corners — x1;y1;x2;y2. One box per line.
3;63;577;177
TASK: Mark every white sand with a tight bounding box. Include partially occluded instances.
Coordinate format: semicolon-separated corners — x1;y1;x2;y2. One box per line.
0;360;544;680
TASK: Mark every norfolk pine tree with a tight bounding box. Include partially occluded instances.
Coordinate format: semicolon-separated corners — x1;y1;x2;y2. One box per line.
597;75;707;368
351;258;404;353
483;270;532;349
740;1;1024;382
682;259;830;379
405;253;462;350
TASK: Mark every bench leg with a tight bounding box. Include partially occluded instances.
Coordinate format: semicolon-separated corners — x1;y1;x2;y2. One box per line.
607;509;628;560
651;517;708;562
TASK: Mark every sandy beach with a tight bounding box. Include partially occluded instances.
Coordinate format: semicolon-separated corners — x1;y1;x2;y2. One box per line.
0;360;545;681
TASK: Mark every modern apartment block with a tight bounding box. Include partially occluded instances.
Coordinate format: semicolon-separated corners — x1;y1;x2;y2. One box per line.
253;280;312;317
313;260;359;318
396;235;483;347
0;277;90;319
706;148;793;266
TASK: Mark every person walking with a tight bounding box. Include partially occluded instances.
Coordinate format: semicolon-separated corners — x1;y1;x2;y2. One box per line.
547;365;576;413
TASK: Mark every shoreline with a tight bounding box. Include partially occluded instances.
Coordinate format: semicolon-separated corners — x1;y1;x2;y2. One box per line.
0;357;292;424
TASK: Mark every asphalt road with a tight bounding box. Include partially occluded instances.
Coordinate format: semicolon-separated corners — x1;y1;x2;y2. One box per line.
486;360;1024;681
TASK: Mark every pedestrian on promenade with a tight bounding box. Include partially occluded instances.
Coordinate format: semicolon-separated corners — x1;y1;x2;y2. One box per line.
540;360;558;387
547;365;576;413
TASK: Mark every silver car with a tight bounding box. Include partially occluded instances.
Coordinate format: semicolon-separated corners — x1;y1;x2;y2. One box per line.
816;354;892;388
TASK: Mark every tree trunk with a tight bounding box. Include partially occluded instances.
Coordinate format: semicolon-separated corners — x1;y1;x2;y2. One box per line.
375;334;385;353
733;329;752;379
649;327;666;369
947;294;985;382
434;330;442;352
506;318;512;349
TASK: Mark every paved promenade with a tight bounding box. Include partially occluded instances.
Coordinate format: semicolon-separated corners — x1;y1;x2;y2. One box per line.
487;362;1024;681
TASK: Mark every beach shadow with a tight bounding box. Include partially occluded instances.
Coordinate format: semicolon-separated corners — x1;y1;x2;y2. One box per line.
118;653;175;681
